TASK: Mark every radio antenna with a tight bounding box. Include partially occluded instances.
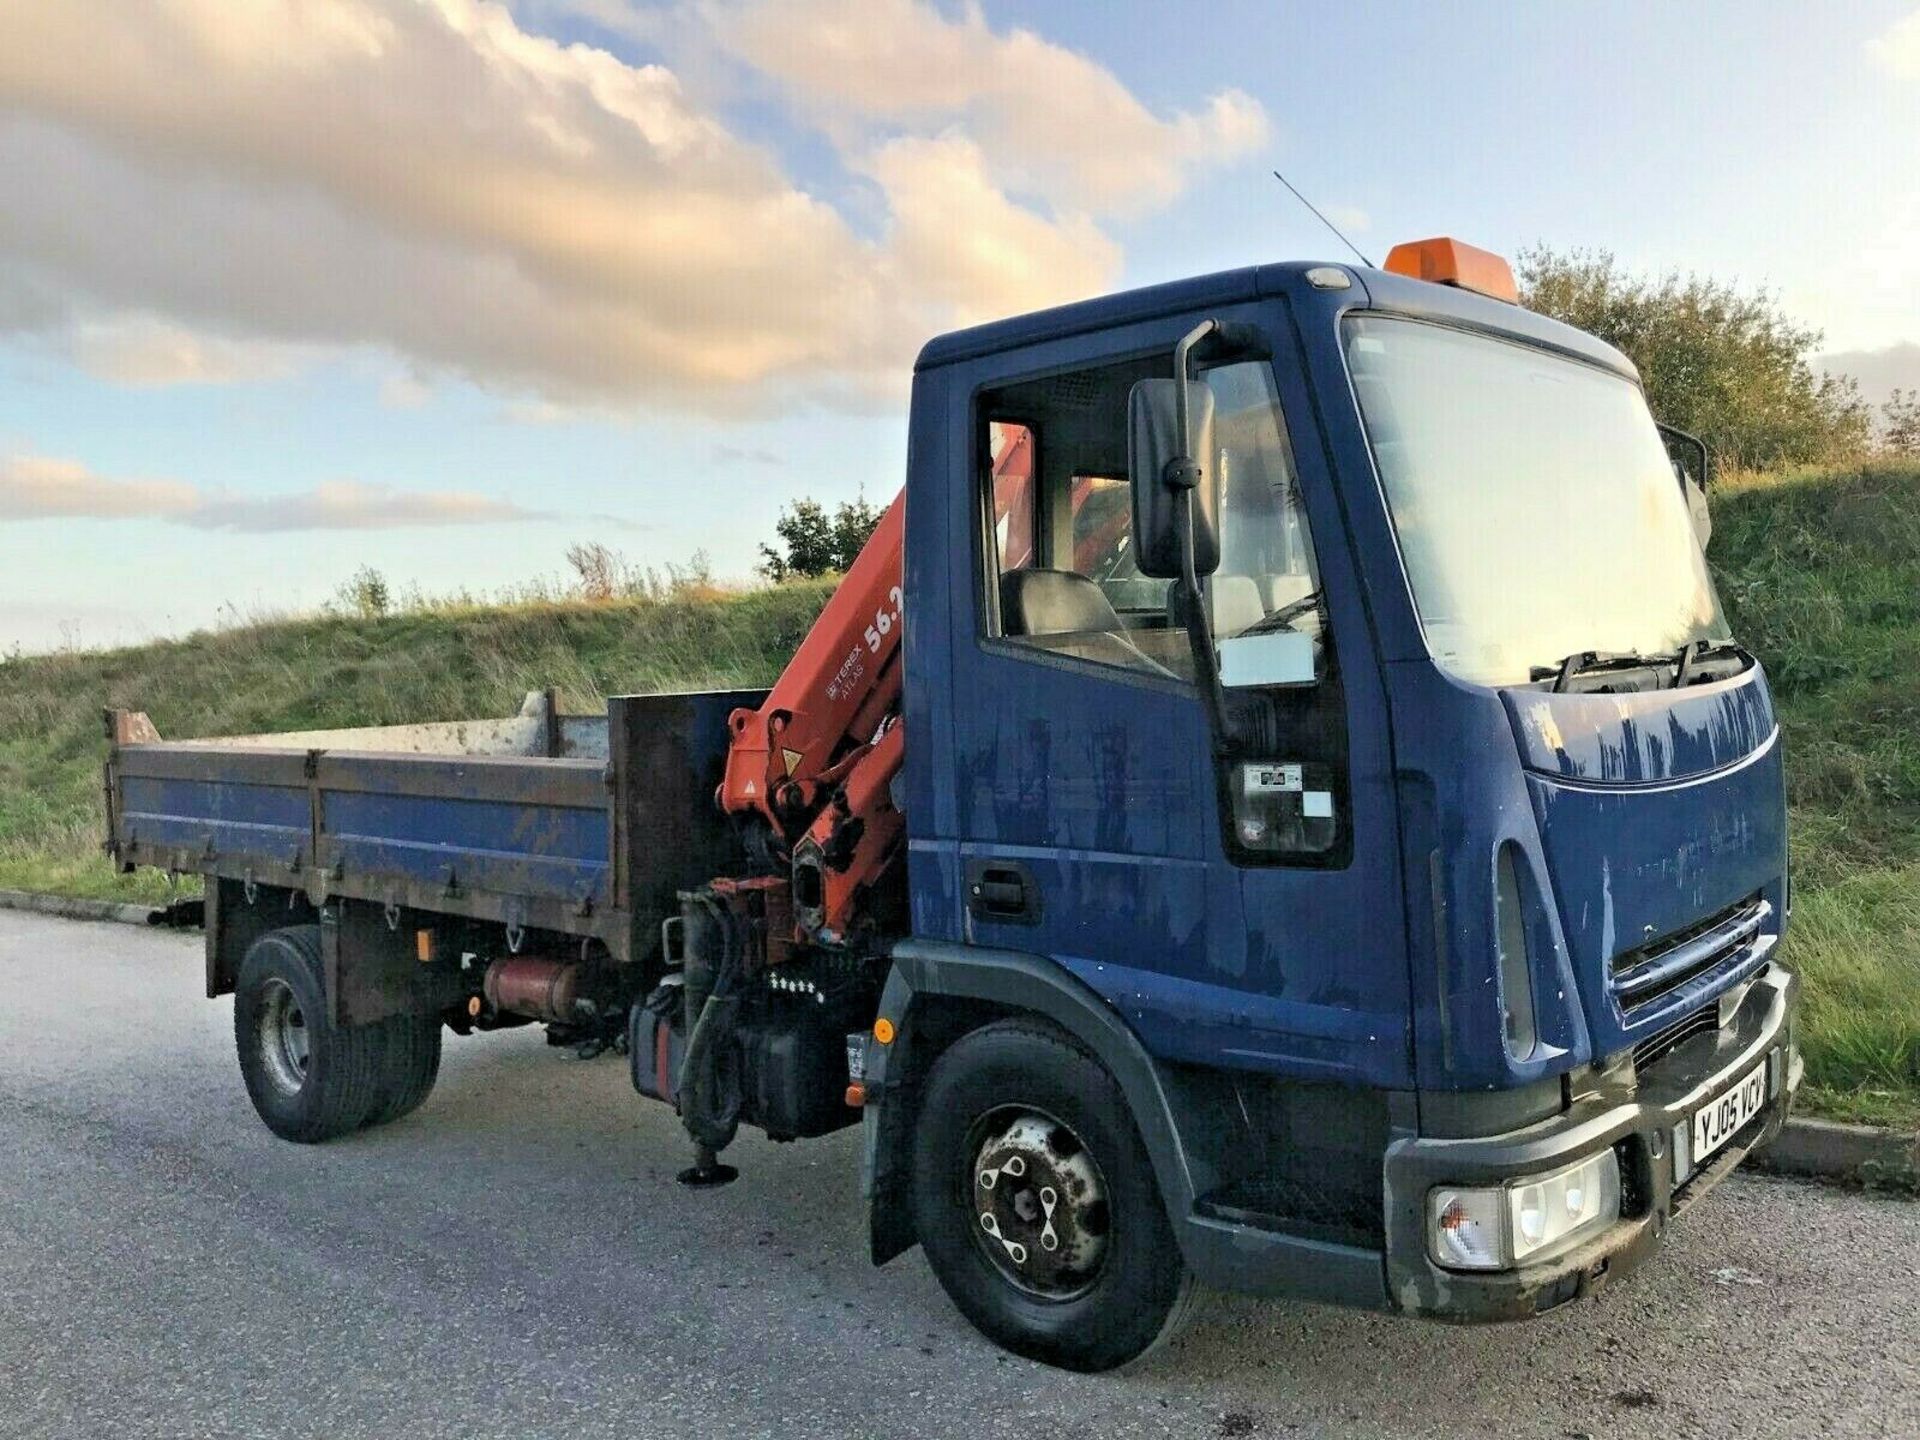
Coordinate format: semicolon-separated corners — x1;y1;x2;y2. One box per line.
1272;169;1373;268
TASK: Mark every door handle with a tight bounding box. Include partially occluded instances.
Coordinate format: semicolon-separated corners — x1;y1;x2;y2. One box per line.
979;874;1025;910
966;859;1039;923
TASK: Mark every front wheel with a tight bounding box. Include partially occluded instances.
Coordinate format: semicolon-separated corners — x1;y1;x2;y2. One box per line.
910;1019;1196;1371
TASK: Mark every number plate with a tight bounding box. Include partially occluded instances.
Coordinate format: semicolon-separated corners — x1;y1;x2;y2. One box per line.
1691;1060;1768;1165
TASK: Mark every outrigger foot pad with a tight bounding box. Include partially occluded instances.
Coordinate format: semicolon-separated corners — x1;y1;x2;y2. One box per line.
677;1160;739;1187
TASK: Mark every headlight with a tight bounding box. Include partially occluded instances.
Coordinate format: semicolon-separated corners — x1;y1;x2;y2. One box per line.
1427;1150;1622;1271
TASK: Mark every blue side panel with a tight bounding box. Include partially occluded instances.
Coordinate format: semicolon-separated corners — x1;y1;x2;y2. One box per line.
951;658;1213;974
901;369;961;939
120;773;309;860
323;787;610;907
1385;662;1596;1091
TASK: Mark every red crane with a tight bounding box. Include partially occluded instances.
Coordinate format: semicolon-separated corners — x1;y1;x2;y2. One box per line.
716;491;907;947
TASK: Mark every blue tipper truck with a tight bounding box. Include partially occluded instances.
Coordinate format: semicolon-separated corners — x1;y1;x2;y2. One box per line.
104;237;1799;1371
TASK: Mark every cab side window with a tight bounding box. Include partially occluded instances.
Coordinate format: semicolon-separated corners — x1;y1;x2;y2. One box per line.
978;352;1325;684
980;358;1190;680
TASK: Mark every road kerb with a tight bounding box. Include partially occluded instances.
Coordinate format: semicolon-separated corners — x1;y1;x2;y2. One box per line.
1751;1116;1919;1191
0;887;156;927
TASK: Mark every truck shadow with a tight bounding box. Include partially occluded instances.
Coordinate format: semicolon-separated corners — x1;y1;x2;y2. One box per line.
332;1031;1845;1438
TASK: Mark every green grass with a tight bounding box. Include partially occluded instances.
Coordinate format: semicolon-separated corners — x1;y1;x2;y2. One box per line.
1710;460;1920;1127
3;463;1917;1128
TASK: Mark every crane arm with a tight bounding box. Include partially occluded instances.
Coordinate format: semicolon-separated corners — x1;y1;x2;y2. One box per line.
717;491;907;944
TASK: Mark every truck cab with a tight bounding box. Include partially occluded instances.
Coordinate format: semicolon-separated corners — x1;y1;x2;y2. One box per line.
866;247;1795;1351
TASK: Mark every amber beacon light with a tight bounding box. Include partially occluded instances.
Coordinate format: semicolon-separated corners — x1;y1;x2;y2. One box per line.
1382;237;1519;303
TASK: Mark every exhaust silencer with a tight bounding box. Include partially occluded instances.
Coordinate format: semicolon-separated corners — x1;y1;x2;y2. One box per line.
482;956;582;1023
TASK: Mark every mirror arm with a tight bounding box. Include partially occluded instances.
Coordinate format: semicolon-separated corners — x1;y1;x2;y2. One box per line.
1169;320;1232;756
1175;489;1232;757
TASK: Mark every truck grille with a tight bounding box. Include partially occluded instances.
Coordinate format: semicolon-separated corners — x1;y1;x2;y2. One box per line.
1610;894;1769;1015
1630;1003;1721;1074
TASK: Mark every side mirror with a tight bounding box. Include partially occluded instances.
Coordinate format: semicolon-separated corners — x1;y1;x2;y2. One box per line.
1657;423;1712;550
1127;378;1219;579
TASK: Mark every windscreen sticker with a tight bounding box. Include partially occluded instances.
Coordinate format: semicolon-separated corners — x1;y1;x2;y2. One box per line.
1244;763;1303;795
1218;631;1315;687
1302;790;1334;819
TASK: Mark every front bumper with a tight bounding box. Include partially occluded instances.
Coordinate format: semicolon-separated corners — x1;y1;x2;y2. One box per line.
1382;963;1800;1321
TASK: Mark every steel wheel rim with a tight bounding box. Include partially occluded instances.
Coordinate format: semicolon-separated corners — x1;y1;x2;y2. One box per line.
257;977;311;1095
966;1107;1111;1301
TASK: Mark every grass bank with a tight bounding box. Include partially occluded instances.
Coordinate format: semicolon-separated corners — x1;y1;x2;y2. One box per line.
1711;461;1920;1126
3;463;1916;1125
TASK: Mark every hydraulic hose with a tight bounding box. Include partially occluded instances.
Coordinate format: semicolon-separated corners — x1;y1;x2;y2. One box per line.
677;893;741;1154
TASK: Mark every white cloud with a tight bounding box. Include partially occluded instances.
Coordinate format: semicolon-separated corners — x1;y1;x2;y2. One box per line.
0;453;549;531
714;0;1269;216
0;0;1252;413
67;318;307;387
0;455;202;521
379;372;434;410
1868;8;1920;77
192;479;543;532
1321;204;1372;236
861;133;1118;329
712;443;783;466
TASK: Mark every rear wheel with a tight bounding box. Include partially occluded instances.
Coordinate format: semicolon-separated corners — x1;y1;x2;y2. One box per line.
364;1015;442;1128
910;1019;1195;1371
234;925;392;1143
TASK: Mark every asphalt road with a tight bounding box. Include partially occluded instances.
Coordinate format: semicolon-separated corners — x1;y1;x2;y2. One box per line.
1;911;1913;1440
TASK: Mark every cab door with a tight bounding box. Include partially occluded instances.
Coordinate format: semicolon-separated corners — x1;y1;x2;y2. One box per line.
924;304;1412;1088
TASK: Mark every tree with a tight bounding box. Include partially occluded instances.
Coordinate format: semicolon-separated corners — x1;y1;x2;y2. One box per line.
1883;389;1920;457
1517;248;1870;470
758;494;884;580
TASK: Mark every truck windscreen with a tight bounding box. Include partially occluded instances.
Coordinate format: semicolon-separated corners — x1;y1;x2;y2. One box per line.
1344;315;1730;687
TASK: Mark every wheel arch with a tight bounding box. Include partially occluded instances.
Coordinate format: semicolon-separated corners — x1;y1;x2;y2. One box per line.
863;939;1200;1267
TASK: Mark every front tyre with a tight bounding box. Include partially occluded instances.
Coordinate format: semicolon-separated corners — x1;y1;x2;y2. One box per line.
910;1019;1196;1371
233;925;391;1143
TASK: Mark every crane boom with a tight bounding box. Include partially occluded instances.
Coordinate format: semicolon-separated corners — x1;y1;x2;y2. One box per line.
717;490;907;945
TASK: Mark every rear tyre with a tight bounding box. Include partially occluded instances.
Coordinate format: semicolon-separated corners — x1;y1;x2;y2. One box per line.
364;1015;442;1128
233;925;389;1143
910;1019;1196;1372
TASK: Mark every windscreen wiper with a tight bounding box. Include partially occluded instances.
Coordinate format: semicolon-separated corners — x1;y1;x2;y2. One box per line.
1672;638;1754;688
1530;649;1674;693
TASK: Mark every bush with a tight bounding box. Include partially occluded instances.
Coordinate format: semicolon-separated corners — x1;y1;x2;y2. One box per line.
336;565;392;618
1883;389;1920;457
566;542;628;601
1518;248;1871;469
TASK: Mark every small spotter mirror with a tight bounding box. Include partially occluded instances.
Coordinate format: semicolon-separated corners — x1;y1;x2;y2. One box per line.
1657;423;1712;550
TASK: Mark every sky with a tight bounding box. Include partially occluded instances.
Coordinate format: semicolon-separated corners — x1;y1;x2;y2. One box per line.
1;0;1917;653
